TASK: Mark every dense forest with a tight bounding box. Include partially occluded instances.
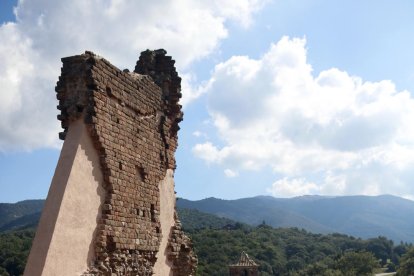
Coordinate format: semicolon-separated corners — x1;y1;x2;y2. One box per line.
179;207;414;275
0;208;413;275
188;224;412;275
0;230;34;276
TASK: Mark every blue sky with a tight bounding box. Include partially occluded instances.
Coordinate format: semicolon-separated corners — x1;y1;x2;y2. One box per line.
1;0;414;203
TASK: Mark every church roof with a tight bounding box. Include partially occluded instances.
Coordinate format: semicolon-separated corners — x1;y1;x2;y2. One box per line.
229;251;259;267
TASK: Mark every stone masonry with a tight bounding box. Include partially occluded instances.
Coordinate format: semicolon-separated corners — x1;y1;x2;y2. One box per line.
53;49;196;275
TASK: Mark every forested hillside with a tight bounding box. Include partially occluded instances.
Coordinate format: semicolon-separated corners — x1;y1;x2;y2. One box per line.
178;195;414;243
3;195;414;243
0;230;34;275
1;207;412;275
189;224;410;275
0;200;43;231
178;209;411;275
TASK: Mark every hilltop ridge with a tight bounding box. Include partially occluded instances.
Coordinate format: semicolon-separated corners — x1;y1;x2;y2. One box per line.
177;194;414;243
1;195;413;243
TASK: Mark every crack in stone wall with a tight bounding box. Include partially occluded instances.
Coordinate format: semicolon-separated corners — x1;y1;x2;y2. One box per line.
55;50;197;275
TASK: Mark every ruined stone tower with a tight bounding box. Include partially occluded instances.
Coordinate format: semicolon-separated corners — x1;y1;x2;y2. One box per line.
24;50;197;275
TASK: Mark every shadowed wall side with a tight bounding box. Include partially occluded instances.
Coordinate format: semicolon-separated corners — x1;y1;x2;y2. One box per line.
24;119;105;276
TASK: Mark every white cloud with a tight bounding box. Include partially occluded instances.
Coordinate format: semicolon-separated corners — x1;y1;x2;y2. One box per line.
224;168;238;178
192;142;225;164
180;73;209;107
209;0;269;28
0;22;60;151
192;130;208;139
267;178;320;198
195;36;414;198
0;0;267;151
192;131;203;138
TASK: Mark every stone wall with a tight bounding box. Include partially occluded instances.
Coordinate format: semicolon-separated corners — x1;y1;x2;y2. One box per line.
55;49;196;275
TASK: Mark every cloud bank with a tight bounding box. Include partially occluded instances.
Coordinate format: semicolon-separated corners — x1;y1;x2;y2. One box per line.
0;0;266;151
193;36;414;198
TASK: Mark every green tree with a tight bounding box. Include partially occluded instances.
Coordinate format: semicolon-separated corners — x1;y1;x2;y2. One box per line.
397;247;414;276
0;266;10;276
365;236;394;265
335;251;379;276
0;230;34;275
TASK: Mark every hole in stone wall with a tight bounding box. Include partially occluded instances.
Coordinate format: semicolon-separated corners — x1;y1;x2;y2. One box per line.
76;105;84;113
107;236;116;251
119;162;123;170
137;209;143;217
135;165;146;182
106;86;113;96
156;227;160;234
116;117;120;124
150;204;156;222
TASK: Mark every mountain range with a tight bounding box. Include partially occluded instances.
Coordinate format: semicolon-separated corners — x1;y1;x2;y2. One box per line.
177;195;414;243
1;195;413;243
0;200;43;231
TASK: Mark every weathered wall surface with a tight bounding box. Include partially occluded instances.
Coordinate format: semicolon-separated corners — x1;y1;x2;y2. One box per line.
24;119;105;276
24;50;196;275
153;169;175;275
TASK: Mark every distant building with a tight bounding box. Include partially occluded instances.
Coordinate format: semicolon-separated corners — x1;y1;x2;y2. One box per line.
229;251;259;276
